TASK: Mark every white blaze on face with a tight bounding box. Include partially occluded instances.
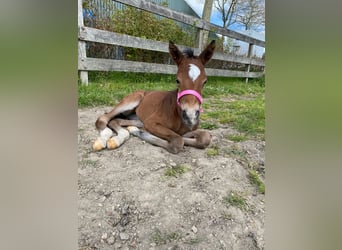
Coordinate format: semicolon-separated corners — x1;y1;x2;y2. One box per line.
188;64;200;82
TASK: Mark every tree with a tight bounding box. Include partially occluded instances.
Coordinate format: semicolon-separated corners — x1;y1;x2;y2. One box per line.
236;0;265;31
214;0;239;29
214;0;265;31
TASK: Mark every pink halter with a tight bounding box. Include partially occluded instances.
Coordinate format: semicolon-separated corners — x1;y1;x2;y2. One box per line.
177;89;203;112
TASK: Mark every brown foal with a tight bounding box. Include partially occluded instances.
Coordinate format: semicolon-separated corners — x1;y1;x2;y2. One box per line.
93;40;216;154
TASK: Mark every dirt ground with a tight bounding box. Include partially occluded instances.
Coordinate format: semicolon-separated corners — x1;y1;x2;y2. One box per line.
78;106;265;250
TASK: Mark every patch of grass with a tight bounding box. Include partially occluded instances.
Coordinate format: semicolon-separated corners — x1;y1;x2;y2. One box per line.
226;95;265;138
79;159;99;168
167;231;182;241
151;229;182;246
164;165;189;178
225;145;248;160
248;169;265;194
200;122;219;130
151;229;167;245
221;212;233;220
223;191;247;211
227;134;248;142
78;72;174;108
204;76;264;97
201;95;265;139
184;237;201;245
207;145;219;157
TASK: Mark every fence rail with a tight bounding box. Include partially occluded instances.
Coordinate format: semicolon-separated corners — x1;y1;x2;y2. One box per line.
78;0;265;84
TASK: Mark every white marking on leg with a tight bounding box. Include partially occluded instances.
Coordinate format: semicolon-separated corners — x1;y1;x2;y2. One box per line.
100;127;114;139
107;128;130;149
98;127;113;145
127;126;139;135
188;64;201;82
93;127;113;150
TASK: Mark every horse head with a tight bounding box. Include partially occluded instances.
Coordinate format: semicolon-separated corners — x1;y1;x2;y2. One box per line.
169;40;215;129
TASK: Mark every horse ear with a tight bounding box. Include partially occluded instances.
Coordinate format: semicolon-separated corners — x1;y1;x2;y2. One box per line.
199;40;216;65
169;41;184;65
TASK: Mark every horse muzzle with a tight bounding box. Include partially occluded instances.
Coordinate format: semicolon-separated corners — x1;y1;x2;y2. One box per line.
181;108;200;129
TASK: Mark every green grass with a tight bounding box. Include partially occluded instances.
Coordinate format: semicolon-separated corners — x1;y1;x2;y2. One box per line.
200;121;219;130
78;72;175;107
225;145;248;161
164;165;189;178
223;191;248;211
184;237;201;245
79;159;100;169
78;72;265;138
207;145;219;157
203;76;264;97
227;134;248;142
227;96;265;137
201;95;265;138
248;169;265;194
151;229;182;246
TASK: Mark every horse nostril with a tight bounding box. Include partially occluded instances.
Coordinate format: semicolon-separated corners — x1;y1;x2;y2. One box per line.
182;110;188;120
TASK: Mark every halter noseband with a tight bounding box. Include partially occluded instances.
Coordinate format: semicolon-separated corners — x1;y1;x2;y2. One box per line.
177;90;203;113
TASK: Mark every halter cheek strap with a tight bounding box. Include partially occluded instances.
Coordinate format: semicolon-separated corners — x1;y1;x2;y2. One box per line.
177;90;204;113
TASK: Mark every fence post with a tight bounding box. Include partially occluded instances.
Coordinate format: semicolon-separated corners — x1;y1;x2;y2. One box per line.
245;43;254;83
201;0;214;50
78;0;89;85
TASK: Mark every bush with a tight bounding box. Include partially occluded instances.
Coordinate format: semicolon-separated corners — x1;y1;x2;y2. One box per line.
84;2;196;63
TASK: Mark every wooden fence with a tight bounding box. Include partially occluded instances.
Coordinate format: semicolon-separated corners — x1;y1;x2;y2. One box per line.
78;0;265;85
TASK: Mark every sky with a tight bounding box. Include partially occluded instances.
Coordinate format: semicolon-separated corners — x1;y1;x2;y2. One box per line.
184;0;265;33
184;0;265;56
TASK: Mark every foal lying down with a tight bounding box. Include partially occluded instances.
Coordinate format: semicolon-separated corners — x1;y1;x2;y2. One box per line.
93;40;216;154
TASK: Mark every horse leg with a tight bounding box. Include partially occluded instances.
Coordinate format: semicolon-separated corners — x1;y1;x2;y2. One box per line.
95;91;145;130
182;130;211;149
126;126;169;148
127;127;210;152
107;117;145;149
92;91;145;151
143;120;184;154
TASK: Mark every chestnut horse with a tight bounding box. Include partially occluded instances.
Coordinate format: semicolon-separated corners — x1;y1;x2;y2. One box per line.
93;40;215;154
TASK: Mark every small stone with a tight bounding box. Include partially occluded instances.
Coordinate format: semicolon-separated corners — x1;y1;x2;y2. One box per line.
191;226;198;234
121;204;129;215
113;242;122;249
170;162;177;167
160;163;167;168
101;233;108;240
107;236;115;245
168;182;177;188
119;232;129;240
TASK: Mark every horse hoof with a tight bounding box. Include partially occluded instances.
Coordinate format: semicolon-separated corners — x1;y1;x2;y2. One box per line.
93;139;105;151
107;138;118;149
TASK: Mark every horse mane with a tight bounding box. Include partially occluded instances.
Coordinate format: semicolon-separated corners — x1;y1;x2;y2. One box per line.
183;48;197;58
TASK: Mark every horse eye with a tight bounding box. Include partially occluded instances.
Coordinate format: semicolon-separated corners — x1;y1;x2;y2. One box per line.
203;80;207;85
176;79;180;84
